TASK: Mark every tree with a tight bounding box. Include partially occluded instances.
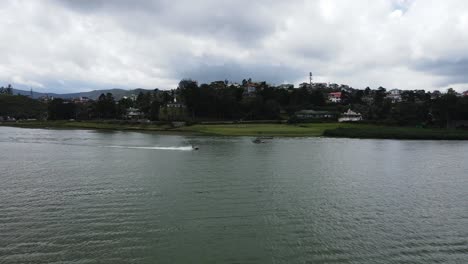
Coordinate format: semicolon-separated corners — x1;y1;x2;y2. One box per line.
350;90;364;104
178;79;199;118
136;92;152;116
149;101;161;121
0;94;46;119
242;79;248;86
401;91;416;103
96;93;116;119
289;87;310;110
432;92;458;127
309;90;326;106
6;84;13;95
117;97;134;118
0;84;13;95
364;87;371;95
48;99;76;120
263;99;281;119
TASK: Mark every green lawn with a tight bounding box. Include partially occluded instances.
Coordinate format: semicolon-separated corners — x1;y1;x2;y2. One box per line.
176;123;352;136
178;123;468;139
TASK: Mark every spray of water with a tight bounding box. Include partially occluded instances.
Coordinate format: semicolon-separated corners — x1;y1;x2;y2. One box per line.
105;145;193;151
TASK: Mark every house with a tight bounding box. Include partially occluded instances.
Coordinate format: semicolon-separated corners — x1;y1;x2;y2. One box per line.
159;103;188;121
295;110;336;120
338;109;363;122
389;89;402;95
126;107;144;119
299;82;312;89
244;84;257;97
126;94;138;101
386;89;402;103
210;80;227;89
277;84;294;90
230;82;241;88
431;90;441;99
328;92;342;103
313;82;328;88
38;95;53;102
73;96;91;104
340;85;353;92
166;103;186;108
80;97;91;103
0;116;16;122
340;84;350;90
448;120;468;129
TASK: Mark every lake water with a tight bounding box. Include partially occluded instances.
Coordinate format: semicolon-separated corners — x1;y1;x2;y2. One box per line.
0;127;467;263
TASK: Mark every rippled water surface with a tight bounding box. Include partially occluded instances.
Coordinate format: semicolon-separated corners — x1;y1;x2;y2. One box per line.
0;127;467;263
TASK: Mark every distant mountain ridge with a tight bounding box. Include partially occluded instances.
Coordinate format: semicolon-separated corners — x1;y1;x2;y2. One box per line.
12;88;155;100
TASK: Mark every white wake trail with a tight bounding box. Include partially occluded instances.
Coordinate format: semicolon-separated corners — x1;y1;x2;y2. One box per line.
105;145;193;151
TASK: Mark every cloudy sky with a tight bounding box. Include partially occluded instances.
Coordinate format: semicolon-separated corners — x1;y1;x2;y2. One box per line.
1;0;468;93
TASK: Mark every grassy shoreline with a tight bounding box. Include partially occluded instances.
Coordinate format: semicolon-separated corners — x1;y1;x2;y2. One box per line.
2;120;468;140
323;126;468;140
0;120;172;131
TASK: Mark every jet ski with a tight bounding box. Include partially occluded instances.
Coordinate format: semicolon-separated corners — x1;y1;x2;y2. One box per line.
252;138;265;144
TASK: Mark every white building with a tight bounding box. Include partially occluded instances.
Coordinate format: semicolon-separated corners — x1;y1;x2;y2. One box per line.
247;86;256;93
126;107;144;119
389;89;402;95
277;84;294;89
296;110;336;119
338;109;363;122
386;89;402;103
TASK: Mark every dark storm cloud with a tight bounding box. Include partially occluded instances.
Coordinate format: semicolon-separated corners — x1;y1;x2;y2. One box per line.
414;59;468;76
53;0;165;13
178;61;303;85
53;0;291;43
414;59;468;86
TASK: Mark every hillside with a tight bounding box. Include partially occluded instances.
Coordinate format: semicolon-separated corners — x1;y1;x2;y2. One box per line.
12;88;156;100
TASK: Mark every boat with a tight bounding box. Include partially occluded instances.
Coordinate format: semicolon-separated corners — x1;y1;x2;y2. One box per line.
253;136;274;144
252;138;265;144
192;145;199;150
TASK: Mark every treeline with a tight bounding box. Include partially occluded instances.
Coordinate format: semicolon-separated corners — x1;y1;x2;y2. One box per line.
46;92;171;121
176;80;468;127
177;79;326;120
350;87;468;126
1;81;468;128
0;94;46;119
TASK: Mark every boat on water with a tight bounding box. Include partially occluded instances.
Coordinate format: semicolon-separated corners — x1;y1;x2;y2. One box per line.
192;145;199;150
253;136;274;143
252;138;266;144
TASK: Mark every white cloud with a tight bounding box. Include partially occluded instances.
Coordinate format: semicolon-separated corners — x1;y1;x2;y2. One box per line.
0;0;467;93
11;75;44;88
